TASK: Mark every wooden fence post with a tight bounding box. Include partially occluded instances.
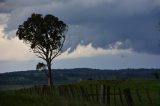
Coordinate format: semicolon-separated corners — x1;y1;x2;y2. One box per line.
118;88;124;106
99;85;105;104
102;85;106;103
96;85;99;102
136;89;143;105
123;88;134;106
90;84;94;101
107;86;111;106
114;86;117;106
80;86;90;101
145;88;153;106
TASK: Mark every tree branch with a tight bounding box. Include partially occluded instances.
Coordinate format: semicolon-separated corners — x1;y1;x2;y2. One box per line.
51;36;65;61
36;54;46;61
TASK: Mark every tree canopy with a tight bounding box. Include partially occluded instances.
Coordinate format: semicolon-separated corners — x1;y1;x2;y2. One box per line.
17;13;67;62
16;13;68;86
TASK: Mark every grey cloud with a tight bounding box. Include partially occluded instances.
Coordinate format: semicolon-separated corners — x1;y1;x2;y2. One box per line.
0;14;9;24
0;0;11;13
1;0;160;55
0;0;5;3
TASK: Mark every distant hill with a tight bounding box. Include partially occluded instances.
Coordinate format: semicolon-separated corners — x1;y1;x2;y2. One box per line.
0;68;159;85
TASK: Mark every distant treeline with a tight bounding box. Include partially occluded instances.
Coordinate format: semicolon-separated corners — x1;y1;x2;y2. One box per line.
0;68;159;85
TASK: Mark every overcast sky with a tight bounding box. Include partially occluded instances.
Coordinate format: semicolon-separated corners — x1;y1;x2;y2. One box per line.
0;0;160;73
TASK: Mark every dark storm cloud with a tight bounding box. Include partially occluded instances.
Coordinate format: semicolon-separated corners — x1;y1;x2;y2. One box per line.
0;0;4;3
0;0;8;13
1;0;160;54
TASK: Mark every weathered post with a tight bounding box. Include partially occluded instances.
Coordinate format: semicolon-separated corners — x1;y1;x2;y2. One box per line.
123;88;134;106
107;86;111;106
118;88;124;106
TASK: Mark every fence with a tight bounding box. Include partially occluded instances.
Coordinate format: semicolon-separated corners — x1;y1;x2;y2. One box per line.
18;84;159;106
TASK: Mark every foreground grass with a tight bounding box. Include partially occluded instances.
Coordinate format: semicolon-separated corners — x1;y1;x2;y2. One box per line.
77;80;160;90
0;91;100;106
0;80;160;106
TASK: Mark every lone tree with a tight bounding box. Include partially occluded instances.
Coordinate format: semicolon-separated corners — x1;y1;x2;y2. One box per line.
16;13;68;86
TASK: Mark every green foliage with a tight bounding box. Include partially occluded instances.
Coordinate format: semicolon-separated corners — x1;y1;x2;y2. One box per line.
16;13;67;55
0;80;160;106
36;62;46;70
16;13;68;86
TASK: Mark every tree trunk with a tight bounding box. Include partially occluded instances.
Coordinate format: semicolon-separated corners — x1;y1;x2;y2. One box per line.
47;62;53;86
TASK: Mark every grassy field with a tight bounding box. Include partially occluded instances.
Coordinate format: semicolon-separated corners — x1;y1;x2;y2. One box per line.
0;80;160;106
